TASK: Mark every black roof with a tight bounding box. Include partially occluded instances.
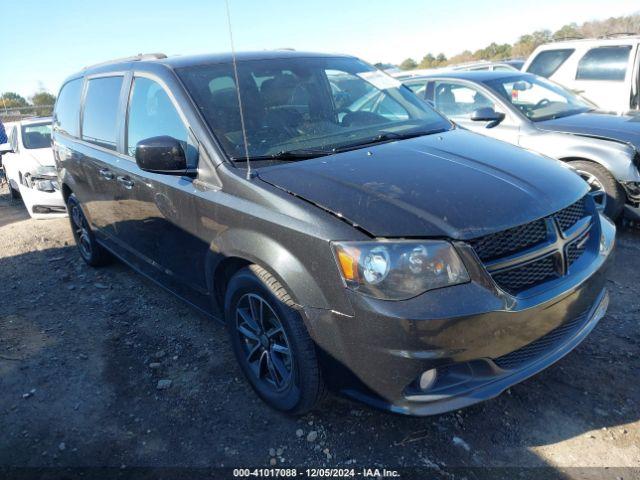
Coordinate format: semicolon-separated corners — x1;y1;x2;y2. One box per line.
405;70;532;83
73;50;354;80
158;50;354;68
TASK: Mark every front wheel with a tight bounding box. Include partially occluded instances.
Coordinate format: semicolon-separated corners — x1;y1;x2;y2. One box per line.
225;265;325;414
66;193;112;266
7;181;20;199
570;160;625;220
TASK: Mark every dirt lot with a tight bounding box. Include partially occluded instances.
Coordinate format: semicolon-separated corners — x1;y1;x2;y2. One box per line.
0;185;638;479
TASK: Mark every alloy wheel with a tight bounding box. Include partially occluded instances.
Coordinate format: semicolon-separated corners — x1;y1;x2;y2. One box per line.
576;169;607;210
71;203;93;259
235;293;293;392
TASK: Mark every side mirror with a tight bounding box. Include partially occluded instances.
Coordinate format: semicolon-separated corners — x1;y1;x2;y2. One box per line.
135;136;188;175
0;143;13;155
470;107;506;128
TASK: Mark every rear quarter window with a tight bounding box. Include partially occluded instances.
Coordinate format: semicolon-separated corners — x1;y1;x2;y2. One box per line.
81;76;124;151
576;46;632;81
53;79;83;137
527;49;574;78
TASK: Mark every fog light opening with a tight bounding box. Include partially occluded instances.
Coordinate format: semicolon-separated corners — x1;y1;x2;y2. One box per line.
419;368;437;391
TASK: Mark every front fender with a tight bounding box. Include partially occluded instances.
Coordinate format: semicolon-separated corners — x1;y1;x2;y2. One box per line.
204;228;340;313
521;131;640;182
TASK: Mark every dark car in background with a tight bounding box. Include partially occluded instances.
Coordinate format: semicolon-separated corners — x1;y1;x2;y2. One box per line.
53;51;614;416
405;71;640;220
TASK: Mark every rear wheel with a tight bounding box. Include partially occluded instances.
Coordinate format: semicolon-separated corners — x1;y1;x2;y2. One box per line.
570;160;625;220
66;193;112;266
225;265;325;414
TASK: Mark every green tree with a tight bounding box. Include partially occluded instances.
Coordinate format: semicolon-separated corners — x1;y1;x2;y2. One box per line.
1;92;28;108
511;29;551;58
399;58;418;70
553;23;581;40
31;91;56;106
418;53;436;68
31;91;56;116
447;50;475;65
436;53;447;65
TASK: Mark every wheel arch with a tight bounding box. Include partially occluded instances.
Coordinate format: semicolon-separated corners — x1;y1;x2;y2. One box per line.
205;229;333;319
61;183;73;203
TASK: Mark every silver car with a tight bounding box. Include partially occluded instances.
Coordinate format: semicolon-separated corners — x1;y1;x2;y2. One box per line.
404;71;640;219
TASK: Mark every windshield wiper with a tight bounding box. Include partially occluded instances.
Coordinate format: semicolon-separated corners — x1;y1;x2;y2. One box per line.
230;148;332;162
332;128;447;153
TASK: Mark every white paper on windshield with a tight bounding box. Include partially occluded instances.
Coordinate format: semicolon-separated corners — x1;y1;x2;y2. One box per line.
357;71;402;90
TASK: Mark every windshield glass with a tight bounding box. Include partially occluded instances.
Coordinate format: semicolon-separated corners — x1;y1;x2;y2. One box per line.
177;56;451;162
21;123;52;149
484;75;593;122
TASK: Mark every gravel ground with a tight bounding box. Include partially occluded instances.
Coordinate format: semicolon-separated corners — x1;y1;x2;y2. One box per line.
0;185;638;479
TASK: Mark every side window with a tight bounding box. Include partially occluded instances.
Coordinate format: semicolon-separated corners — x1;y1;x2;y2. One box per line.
527;49;574;78
82;76;124;151
53;78;83;137
406;81;427;98
434;82;495;118
126;77;188;157
576;46;632;81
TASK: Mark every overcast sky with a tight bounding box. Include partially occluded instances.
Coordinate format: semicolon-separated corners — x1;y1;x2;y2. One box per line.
1;0;638;98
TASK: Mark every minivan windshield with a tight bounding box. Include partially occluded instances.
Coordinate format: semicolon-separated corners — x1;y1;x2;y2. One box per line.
177;56;451;163
484;75;594;122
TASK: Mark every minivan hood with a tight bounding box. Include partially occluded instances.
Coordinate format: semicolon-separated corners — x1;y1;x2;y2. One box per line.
258;129;588;239
536;111;640;149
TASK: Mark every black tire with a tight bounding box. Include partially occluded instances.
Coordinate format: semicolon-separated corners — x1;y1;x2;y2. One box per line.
570;160;625;220
66;193;112;267
7;182;20;199
225;265;325;414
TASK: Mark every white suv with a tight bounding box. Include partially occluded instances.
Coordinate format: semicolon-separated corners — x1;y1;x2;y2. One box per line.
523;36;640;114
0;118;66;218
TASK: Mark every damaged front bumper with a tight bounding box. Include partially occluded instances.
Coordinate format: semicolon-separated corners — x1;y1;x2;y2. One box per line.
303;214;615;416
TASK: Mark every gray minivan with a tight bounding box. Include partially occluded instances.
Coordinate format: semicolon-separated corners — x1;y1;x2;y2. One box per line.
53;51;614;416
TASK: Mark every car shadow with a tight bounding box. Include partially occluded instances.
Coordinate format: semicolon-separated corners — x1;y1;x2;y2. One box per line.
0;186;29;228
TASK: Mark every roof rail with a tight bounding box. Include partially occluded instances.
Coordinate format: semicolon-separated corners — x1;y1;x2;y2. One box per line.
552;35;585;42
599;32;640;39
83;53;167;70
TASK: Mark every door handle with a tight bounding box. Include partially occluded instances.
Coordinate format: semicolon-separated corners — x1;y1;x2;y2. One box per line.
98;168;115;180
117;175;134;189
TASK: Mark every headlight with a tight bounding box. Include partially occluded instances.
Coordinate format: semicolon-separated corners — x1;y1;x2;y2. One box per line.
25;166;58;191
34;179;56;192
332;240;470;300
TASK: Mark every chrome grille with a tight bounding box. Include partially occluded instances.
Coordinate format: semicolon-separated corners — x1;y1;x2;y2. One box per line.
469;196;592;295
493;309;589;370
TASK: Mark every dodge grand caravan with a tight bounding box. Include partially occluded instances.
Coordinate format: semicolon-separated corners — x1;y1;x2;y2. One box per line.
53;51;615;416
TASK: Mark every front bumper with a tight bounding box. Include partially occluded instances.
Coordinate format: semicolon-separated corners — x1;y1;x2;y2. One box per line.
17;184;67;219
304;214;615;415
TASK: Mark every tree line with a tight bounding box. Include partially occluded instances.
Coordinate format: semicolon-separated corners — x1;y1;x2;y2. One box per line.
389;12;640;71
1;91;56;108
0;91;56;119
